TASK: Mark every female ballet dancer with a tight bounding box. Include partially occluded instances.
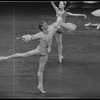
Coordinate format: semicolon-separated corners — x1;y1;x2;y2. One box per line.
0;18;62;93
50;1;87;63
84;23;100;29
84;9;100;29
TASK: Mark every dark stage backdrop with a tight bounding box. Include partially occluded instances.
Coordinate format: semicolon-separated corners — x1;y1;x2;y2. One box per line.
0;1;100;15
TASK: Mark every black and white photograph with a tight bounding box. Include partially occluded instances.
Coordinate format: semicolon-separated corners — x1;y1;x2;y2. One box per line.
0;0;100;99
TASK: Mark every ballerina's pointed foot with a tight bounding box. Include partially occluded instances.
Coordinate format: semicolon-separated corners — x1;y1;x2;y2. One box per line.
59;55;63;63
97;25;100;29
84;23;91;27
0;56;7;61
38;85;46;93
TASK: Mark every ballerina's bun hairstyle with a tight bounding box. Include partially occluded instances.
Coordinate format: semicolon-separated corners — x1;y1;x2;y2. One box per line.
63;1;67;6
60;1;70;11
60;1;67;6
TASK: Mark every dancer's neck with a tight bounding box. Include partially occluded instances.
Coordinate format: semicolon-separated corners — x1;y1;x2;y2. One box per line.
43;30;48;35
60;9;65;12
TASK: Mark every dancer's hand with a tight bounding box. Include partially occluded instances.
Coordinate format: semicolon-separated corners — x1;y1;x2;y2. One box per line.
23;34;32;42
84;15;87;19
22;34;32;42
47;47;51;53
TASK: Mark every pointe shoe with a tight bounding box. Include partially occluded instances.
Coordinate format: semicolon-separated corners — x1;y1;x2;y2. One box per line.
97;25;100;29
59;55;63;63
84;23;91;27
37;85;46;93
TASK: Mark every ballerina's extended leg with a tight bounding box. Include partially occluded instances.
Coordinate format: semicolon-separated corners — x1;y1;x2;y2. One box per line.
55;33;63;63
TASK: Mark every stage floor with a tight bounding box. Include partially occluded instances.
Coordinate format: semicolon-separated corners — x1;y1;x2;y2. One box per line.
0;4;100;99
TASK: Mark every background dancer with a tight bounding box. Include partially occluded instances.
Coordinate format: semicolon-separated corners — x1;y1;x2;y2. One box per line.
84;23;100;29
50;1;87;63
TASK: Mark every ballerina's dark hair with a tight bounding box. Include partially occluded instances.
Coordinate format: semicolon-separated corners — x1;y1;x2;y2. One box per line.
61;1;67;6
65;1;71;11
60;1;71;11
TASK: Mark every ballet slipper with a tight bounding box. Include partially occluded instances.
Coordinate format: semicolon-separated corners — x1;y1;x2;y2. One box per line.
37;85;46;93
84;23;91;27
59;55;63;63
97;25;100;29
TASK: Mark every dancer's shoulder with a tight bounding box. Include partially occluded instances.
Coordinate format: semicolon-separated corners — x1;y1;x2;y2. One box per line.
65;11;70;15
38;32;45;38
34;31;44;38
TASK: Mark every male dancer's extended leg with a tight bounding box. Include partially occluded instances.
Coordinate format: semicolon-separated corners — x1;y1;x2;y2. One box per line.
0;48;41;61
